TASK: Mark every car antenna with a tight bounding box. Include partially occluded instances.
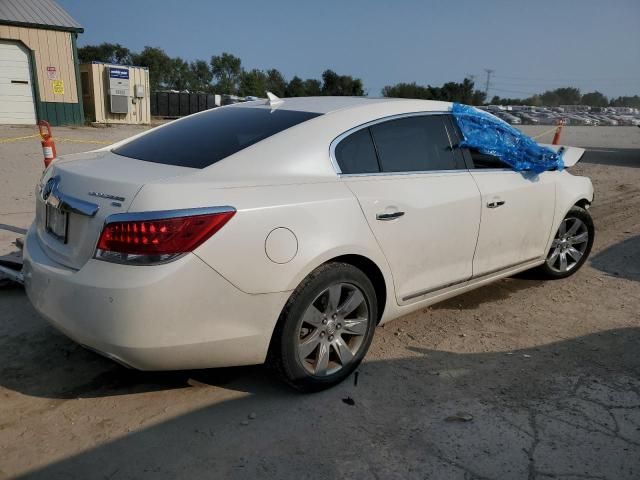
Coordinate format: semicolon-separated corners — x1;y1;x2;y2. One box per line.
266;91;283;107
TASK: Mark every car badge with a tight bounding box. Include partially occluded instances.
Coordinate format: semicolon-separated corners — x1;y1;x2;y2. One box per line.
41;176;60;202
88;192;126;203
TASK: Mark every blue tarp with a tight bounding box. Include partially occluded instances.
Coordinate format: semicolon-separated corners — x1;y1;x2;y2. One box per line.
451;103;564;173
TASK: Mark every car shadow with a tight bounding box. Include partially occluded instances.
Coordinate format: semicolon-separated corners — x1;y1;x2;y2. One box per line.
430;277;544;310
590;235;640;281
2;275;540;400
6;327;639;480
0;223;27;235
580;148;640;168
0;288;273;399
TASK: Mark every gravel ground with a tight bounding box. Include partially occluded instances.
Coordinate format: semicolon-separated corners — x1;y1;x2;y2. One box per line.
0;124;639;479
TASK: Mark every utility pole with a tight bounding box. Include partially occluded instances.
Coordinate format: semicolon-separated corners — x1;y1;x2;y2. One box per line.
484;69;494;97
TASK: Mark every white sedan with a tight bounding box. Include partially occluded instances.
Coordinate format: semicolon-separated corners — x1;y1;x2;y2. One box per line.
23;97;594;391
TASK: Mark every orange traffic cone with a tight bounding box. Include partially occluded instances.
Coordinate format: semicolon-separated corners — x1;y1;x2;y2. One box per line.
38;120;57;168
552;119;565;145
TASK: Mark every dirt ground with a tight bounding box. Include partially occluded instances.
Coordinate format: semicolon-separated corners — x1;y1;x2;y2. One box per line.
0;124;639;479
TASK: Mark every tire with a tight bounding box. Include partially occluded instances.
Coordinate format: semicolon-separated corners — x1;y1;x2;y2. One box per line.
268;262;378;392
535;206;594;279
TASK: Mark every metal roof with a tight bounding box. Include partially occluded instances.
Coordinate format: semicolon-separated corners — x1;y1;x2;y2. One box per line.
0;0;83;33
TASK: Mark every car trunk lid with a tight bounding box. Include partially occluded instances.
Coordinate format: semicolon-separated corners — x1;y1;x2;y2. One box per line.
539;144;586;167
36;150;195;270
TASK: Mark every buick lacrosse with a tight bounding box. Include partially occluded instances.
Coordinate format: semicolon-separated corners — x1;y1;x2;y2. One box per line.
23;96;594;391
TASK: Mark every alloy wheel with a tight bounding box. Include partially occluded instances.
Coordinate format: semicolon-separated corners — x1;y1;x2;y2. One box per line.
296;282;370;376
546;216;589;273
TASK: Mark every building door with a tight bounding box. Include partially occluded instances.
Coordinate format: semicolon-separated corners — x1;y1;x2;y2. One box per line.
0;41;37;125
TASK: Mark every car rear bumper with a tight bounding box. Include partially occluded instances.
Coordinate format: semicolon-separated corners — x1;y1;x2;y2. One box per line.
22;225;289;370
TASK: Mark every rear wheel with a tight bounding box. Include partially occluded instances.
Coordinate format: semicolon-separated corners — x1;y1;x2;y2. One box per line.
536;206;594;279
269;263;377;392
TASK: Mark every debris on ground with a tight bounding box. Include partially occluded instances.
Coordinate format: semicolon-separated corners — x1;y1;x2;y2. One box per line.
445;412;474;422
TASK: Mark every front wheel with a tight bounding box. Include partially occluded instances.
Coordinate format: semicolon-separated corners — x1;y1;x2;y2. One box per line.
535;206;594;279
269;262;378;392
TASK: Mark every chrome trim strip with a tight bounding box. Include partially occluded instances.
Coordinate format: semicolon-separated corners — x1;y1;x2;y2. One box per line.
401;257;541;302
469;168;517;173
94;249;187;266
402;277;471;301
329;111;452;176
103;206;236;225
40;175;100;217
338;169;470;178
50;193;100;217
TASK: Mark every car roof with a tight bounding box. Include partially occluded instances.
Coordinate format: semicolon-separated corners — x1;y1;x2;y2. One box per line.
232;96;451;114
143;96;456;187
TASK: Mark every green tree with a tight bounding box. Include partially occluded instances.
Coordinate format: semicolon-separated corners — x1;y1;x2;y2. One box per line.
238;69;268;97
610;95;640;108
211;52;242;95
581;91;608;107
471;89;487;105
382;78;486;104
321;70;340;95
303;78;322;96
77;43;132;65
382;82;432;99
189;60;213;92
555;87;581;105
164;57;194;91
540;90;560;106
540;87;581;106
286;76;306;96
265;69;287;97
131;46;174;90
321;69;364;96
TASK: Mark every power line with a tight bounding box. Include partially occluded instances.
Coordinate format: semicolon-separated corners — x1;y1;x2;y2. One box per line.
491;87;541;95
493;74;640;83
484;69;494;97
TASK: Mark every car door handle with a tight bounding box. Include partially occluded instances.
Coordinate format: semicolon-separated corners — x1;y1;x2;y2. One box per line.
486;200;506;209
376;211;405;221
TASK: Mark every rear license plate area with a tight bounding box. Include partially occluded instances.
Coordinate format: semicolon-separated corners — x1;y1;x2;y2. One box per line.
45;204;68;243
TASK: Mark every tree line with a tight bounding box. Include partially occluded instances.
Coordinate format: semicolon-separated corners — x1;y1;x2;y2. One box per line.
381;78;487;105
489;88;640;108
77;44;364;97
78;43;639;107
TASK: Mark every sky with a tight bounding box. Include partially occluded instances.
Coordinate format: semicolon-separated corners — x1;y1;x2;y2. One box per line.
58;0;640;99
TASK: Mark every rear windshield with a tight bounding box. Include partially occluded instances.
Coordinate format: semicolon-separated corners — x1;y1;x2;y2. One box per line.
113;107;321;169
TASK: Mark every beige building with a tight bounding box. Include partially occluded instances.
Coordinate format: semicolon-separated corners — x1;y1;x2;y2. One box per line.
0;0;83;125
80;62;150;125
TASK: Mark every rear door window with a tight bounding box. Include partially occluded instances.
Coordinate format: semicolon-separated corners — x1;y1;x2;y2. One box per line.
334;128;380;174
448;115;510;169
369;115;463;172
113;107;321;169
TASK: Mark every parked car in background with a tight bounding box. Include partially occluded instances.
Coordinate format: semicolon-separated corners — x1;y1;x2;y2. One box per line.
594;115;617;126
513;112;539;125
24;97;595;391
477;104;636;126
494;112;522;125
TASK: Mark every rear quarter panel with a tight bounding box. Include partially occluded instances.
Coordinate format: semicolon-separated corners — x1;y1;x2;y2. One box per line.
128;181;395;299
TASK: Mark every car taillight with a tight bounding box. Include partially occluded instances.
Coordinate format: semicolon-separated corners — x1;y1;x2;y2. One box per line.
95;208;235;265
